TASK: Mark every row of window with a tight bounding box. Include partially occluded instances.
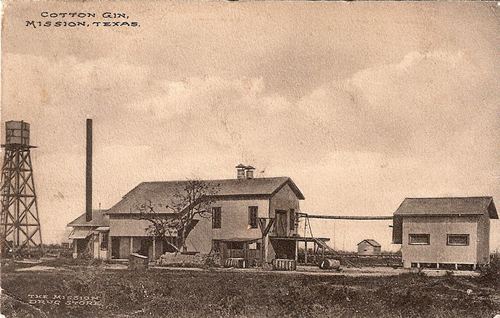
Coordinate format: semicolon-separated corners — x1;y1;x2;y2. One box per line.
408;234;470;246
211;206;296;230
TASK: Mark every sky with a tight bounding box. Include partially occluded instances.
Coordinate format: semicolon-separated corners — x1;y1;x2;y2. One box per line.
1;1;499;251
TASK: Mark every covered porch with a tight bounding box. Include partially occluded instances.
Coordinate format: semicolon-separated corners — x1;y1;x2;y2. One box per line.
69;226;109;260
109;236;177;261
214;238;262;267
269;236;331;265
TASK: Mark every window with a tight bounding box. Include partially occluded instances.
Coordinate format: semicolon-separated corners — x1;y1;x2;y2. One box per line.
248;242;262;250
212;207;221;229
408;234;430;245
447;234;469;246
212;240;221;252
248;206;258;228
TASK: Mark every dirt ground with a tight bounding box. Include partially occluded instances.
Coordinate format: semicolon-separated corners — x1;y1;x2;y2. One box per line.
1;259;499;318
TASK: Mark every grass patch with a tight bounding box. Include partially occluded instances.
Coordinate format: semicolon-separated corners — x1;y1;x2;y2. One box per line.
1;264;499;317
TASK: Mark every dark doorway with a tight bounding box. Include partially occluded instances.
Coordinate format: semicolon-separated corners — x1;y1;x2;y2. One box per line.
111;237;120;259
275;210;288;236
270;239;296;259
139;238;151;257
76;238;91;257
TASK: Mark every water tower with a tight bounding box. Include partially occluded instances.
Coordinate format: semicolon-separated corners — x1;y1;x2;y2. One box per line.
0;121;42;254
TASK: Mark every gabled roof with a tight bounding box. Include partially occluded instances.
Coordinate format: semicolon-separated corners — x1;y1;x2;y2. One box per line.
107;177;304;214
67;210;110;227
357;239;381;247
394;197;498;218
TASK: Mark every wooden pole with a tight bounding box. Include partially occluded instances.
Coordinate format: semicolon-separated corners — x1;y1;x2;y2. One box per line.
129;237;134;256
294;240;298;262
305;214;393;220
107;235;111;260
313;241;316;264
96;234;100;260
304;217;307;237
304;241;308;264
261;235;265;266
152;237;156;261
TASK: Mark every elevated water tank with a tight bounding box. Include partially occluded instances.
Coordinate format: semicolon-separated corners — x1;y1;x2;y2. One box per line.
5;121;30;146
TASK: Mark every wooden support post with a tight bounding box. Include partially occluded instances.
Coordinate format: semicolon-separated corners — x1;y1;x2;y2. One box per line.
107;235;112;260
304;218;307;237
295;240;298;262
263;236;267;264
130;237;134;256
244;243;248;262
304;241;308;265
152;237;156;261
260;237;265;266
313;241;316;264
96;234;100;260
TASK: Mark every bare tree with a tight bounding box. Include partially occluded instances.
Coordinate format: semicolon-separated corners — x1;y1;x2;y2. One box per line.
138;180;220;253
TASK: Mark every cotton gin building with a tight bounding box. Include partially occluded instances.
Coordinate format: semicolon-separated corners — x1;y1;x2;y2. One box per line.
392;197;498;270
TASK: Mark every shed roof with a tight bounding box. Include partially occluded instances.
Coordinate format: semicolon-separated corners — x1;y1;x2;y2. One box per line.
357;239;381;247
68;228;92;240
394;197;497;218
67;210;110;227
107;177;304;214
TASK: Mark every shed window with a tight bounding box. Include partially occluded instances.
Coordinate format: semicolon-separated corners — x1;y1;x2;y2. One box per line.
248;206;258;228
212;207;221;229
447;234;469;246
408;234;430;245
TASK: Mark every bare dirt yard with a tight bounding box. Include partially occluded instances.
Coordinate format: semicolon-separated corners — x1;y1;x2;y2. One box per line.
1;259;499;318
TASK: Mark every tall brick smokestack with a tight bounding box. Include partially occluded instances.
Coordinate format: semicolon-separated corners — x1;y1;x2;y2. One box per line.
86;119;92;222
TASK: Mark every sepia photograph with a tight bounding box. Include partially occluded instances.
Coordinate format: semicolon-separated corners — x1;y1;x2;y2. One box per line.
0;1;499;317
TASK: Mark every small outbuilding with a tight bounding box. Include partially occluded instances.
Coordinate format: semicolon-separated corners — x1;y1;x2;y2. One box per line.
67;210;110;259
392;196;498;269
357;239;381;256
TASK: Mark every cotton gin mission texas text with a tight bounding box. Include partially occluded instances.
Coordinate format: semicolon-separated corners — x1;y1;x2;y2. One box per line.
40;12;129;19
26;12;139;29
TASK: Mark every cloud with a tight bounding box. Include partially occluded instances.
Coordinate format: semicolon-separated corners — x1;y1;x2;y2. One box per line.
4;46;496;163
2;48;498;245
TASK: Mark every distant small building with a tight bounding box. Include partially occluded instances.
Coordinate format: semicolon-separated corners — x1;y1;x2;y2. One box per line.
357;239;381;255
392;197;498;269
